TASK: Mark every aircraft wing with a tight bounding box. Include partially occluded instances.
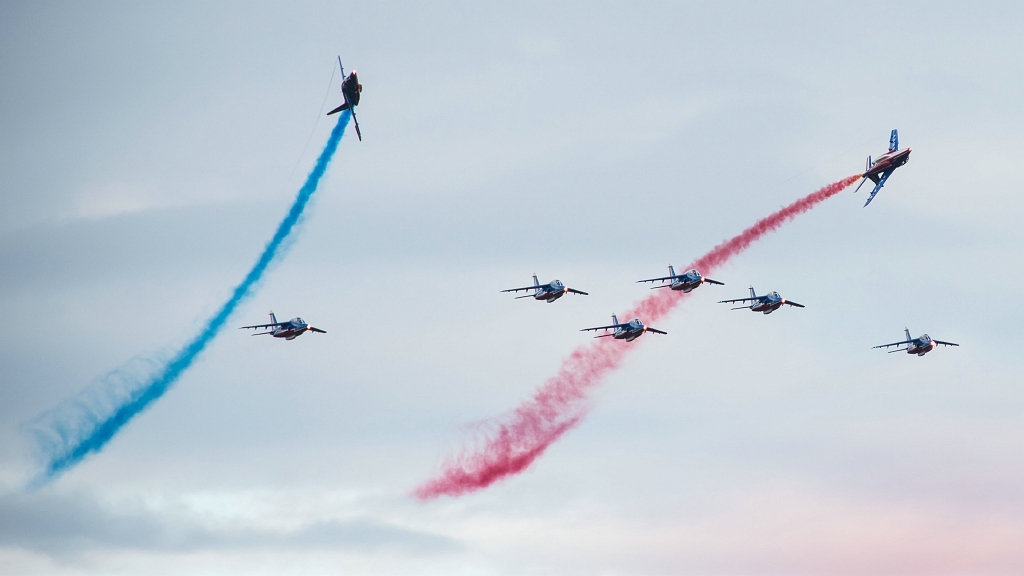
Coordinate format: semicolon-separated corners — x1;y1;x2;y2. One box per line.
581;324;620;332
240;322;288;329
637;276;674;283
645;327;668;335
704;278;725;285
873;339;913;349
308;327;327;334
566;288;589;295
349;106;362;141
502;285;540;292
784;300;805;308
326;102;350;115
718;297;759;304
863;169;893;207
933;340;959;347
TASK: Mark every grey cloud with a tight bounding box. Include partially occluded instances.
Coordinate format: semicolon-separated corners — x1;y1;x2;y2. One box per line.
0;490;461;558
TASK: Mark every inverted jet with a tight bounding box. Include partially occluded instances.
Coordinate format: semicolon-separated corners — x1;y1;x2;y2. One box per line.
855;129;912;207
326;56;363;141
240;311;326;340
719;286;804;314
581;314;667;341
502;274;589;303
873;328;958;356
637;265;724;293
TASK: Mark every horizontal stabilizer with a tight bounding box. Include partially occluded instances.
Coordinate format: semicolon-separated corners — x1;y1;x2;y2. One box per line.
326;102;350;116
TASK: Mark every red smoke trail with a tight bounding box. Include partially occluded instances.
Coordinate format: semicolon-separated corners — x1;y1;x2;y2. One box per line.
415;175;862;500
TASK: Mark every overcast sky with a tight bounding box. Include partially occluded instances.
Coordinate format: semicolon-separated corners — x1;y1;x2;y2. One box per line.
1;1;1023;575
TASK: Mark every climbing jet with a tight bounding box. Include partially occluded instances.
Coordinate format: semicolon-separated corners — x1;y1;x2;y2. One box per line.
581;314;667;341
637;265;724;293
855;129;912;207
502;274;589;303
719;286;804;314
873;328;959;356
239;312;326;340
326;56;363;141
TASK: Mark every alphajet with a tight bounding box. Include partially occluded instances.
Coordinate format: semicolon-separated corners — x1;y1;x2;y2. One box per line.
240;312;326;340
855;129;911;207
326;56;363;141
719;286;804;314
637;265;724;292
581;314;667;341
873;328;958;356
502;274;589;303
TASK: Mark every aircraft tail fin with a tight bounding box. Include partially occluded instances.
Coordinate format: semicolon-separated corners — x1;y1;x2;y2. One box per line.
269;311;277;324
866;155;873;172
532;274;540;287
749;286;756;299
611;314;619;326
889;129;899;152
905;327;912;342
668;264;676;277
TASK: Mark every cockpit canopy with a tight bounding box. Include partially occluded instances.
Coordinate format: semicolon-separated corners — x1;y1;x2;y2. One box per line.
769;291;780;299
294;317;304;325
629;319;642;327
551;279;563;287
920;334;931;341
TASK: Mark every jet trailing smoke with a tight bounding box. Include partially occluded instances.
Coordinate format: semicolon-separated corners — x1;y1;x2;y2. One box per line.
29;111;352;482
414;174;862;499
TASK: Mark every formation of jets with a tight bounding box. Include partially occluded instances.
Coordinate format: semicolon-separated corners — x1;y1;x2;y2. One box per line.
240;62;953;358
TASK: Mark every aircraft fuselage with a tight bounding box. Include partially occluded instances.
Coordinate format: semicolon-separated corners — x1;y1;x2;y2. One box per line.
750;296;786;314
865;148;911;179
272;320;309;340
533;281;569;302
904;337;937;356
670;272;704;292
342;72;361;107
613;320;648;341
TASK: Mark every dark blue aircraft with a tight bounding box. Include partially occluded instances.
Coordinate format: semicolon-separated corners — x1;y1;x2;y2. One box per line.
502;274;589;303
240;312;326;340
581;314;667;341
855;129;912;207
326;56;362;141
637;265;724;293
719;286;804;314
873;328;958;356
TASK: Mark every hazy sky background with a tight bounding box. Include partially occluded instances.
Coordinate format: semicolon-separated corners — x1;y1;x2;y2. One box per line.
1;1;1022;574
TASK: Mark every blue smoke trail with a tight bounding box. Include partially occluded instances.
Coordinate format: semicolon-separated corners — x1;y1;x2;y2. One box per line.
30;111;351;482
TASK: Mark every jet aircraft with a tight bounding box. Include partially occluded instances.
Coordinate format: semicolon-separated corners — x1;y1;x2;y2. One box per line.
326;56;363;141
637;265;724;292
873;328;958;356
855;129;912;207
719;286;804;314
502;274;589;303
581;314;667;341
239;312;326;340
